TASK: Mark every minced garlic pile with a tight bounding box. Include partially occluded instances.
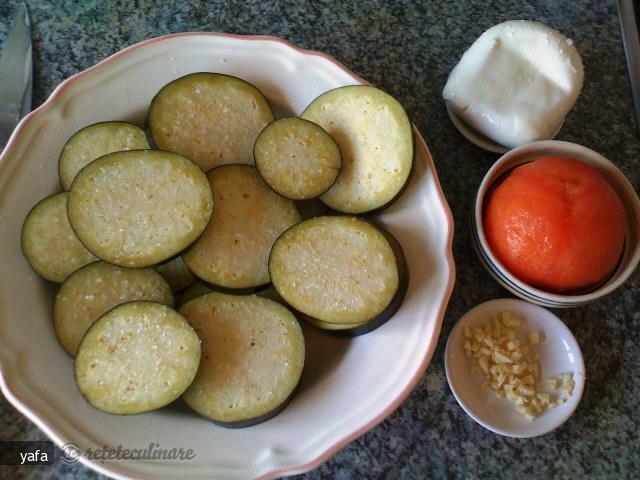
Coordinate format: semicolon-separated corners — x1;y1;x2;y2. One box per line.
463;311;574;420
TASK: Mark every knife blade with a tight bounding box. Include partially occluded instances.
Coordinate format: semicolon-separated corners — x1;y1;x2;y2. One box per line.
0;3;32;149
617;0;640;130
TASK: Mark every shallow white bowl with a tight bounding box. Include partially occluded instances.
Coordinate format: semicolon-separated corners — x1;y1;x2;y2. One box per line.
445;102;563;154
0;33;455;479
445;298;585;438
472;140;640;307
445;102;508;153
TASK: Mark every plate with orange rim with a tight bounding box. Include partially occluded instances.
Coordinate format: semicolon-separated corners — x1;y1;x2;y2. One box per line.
0;32;455;479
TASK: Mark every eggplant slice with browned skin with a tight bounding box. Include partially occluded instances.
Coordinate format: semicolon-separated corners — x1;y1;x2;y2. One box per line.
58;121;149;191
156;256;196;293
180;292;305;427
254;117;342;200
177;281;213;308
295;197;329;220
75;302;201;415
21;192;98;283
302;85;413;214
269;215;408;336
148;72;274;171
68;149;213;268
54;261;174;357
183;164;300;290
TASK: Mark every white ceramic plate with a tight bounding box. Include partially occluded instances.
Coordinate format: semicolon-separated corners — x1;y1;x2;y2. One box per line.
0;33;455;479
445;299;585;438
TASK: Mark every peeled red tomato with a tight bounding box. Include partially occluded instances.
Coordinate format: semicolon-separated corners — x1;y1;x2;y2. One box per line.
483;156;626;293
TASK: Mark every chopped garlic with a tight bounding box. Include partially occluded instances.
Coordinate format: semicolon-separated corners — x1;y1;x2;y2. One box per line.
562;373;575;395
501;311;521;328
463;311;574;420
493;351;513;364
546;372;575;396
546;377;561;389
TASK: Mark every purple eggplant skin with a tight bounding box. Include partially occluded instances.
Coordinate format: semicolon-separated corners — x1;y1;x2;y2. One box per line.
272;219;408;337
183;389;297;429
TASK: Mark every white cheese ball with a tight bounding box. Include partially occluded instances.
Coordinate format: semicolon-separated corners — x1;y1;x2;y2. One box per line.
443;20;584;148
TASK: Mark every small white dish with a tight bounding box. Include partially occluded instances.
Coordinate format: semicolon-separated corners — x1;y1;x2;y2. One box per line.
446;102;564;154
472;140;640;307
445;298;585;438
445;102;508;153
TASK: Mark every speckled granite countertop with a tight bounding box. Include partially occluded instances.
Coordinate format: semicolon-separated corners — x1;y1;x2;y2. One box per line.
0;1;638;479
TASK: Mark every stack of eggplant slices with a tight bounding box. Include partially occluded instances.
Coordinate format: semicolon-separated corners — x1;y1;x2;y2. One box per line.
21;73;413;426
